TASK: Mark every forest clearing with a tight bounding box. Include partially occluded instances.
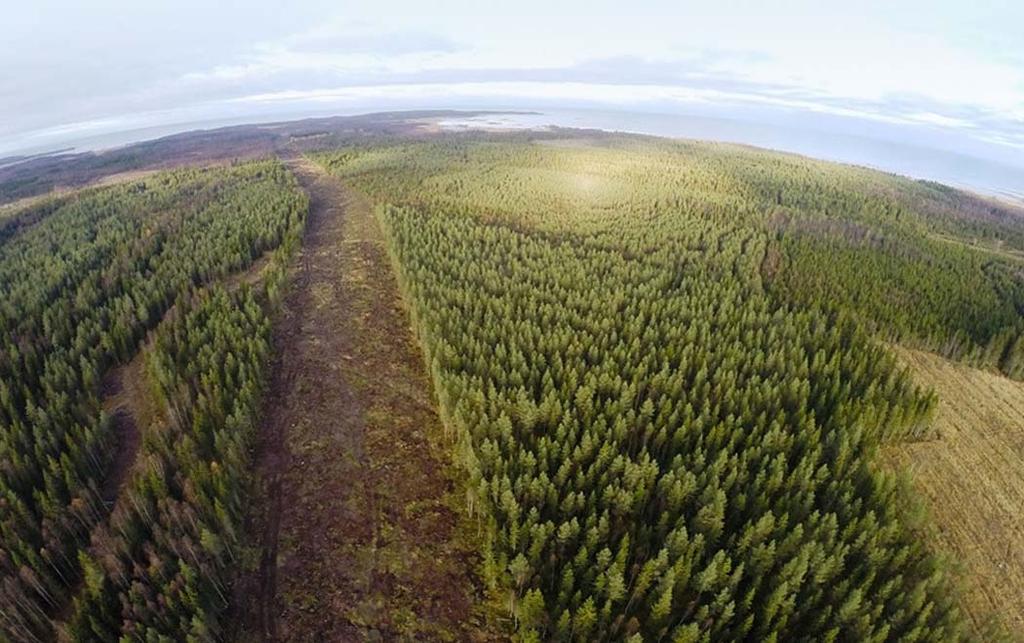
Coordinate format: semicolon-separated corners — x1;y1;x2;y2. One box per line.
231;160;501;641
887;347;1024;638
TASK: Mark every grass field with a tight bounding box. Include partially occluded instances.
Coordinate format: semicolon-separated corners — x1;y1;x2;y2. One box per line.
887;347;1024;638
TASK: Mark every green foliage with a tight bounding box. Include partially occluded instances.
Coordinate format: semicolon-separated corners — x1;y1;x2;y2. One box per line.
0;160;306;641
772;227;1024;369
317;136;980;641
317;135;1024;378
65;286;273;641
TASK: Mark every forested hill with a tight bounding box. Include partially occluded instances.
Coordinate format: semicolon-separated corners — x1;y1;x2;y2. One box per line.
314;134;1024;640
319;135;1024;379
0;160;307;641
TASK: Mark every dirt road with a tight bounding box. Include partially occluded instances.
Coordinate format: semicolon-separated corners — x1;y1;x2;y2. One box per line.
97;363;146;504
233;159;500;641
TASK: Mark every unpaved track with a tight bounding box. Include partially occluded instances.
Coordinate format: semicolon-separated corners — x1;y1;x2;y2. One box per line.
54;353;152;630
97;364;145;504
234;159;499;642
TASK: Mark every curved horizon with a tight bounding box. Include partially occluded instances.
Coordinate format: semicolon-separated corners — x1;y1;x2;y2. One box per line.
4;1;1023;171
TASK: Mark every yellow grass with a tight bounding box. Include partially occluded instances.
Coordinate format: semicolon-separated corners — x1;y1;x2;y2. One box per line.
886;346;1024;638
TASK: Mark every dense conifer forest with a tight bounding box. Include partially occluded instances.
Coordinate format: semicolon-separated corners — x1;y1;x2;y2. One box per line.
65;286;273;641
320;136;1024;379
2;130;1022;641
315;135;1024;641
0;160;306;641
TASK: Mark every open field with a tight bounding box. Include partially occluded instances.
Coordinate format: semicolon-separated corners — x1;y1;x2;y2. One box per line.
887;347;1024;638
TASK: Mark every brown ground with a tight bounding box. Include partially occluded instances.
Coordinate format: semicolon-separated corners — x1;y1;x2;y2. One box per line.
886;347;1024;639
53;349;161;633
0;110;472;206
96;357;153;504
232;158;502;642
225;250;274;291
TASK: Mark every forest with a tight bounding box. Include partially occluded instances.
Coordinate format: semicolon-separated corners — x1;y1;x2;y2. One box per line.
1;129;1022;641
0;160;306;641
315;134;1024;641
319;136;1024;379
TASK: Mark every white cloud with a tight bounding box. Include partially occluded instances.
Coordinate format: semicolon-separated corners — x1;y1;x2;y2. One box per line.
225;79;1023;142
905;112;977;129
3;0;1024;165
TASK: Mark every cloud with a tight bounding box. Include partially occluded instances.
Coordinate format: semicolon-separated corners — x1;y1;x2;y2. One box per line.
219;78;1014;140
176;28;470;88
2;6;1023;167
178;44;1021;155
283;26;463;56
904;112;977;129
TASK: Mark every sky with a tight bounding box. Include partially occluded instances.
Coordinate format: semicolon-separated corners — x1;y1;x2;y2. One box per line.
2;0;1023;166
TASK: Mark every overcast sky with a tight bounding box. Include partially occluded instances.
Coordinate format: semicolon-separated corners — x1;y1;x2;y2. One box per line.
3;0;1023;163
